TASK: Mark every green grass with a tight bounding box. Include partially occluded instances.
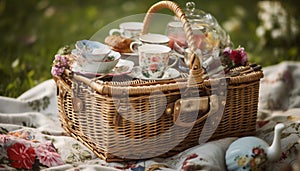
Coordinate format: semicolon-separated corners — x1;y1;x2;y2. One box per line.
0;0;299;97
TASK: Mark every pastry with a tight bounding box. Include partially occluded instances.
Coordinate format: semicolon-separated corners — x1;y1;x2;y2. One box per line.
104;35;133;53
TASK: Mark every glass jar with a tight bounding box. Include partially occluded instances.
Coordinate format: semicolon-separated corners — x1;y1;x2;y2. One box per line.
166;2;232;71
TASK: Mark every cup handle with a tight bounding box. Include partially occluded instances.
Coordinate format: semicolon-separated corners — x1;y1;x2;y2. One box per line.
130;41;142;53
166;52;179;69
109;29;122;36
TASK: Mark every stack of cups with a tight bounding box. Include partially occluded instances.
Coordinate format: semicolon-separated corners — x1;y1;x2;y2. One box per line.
72;40;121;73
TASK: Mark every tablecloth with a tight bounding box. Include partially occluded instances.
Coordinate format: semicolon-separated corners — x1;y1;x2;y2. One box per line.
0;61;299;171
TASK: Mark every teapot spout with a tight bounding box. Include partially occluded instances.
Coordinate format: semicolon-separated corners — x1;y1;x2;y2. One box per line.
267;123;286;162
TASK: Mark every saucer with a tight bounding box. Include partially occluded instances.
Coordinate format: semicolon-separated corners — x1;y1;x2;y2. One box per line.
128;66;181;80
121;52;138;56
71;59;134;77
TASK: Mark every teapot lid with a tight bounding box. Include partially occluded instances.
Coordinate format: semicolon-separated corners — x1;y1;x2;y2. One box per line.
185;2;204;20
184;2;218;27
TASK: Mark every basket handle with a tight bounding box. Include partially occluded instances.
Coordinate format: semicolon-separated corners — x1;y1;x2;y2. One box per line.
173;95;224;127
142;1;203;76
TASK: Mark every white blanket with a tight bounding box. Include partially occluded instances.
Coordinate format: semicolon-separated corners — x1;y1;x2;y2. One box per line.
0;61;299;171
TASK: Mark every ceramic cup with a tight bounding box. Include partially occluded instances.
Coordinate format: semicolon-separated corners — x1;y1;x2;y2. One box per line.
138;44;178;79
130;33;170;53
109;22;143;39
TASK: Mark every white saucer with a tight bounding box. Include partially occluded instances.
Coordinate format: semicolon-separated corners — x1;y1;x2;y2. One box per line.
71;59;134;76
128;66;181;80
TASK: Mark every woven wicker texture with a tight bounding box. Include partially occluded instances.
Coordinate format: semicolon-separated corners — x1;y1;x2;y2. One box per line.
54;1;264;162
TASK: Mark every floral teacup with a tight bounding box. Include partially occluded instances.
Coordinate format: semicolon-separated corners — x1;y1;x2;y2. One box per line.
138;44;178;79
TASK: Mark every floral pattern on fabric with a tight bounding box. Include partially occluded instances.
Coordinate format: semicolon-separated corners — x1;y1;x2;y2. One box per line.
8;130;36;141
0;134;64;170
7;142;36;169
28;96;50;112
35;141;64;167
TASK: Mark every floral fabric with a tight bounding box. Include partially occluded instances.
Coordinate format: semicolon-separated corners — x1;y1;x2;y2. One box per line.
0;133;64;170
0;61;299;171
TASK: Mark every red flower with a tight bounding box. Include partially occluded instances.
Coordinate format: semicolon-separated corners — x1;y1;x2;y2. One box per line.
7;142;36;169
229;48;248;66
223;47;248;66
252;147;265;155
149;63;158;72
182;153;199;167
279;152;288;161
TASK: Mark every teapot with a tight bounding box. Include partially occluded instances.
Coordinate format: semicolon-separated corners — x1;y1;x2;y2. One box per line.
225;123;286;171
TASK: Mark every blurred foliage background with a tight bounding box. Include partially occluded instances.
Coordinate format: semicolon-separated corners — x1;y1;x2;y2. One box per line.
0;0;299;97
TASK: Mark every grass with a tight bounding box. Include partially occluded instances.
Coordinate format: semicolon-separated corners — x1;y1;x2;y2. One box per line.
0;0;299;97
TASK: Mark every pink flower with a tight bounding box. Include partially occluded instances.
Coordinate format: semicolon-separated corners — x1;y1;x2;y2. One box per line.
0;134;11;144
7;142;36;169
149;63;158;72
151;56;160;63
35;141;64;167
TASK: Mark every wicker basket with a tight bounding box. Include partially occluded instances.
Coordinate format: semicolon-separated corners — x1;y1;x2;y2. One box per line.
53;1;263;162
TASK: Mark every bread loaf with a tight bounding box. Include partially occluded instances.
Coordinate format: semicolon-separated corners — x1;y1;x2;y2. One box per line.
104;35;133;53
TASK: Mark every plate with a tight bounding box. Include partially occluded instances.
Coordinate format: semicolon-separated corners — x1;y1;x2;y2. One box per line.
128;66;181;80
71;59;134;77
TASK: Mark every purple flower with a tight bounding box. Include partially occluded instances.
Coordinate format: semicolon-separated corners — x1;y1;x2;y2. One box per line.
223;47;232;57
51;66;59;76
51;54;68;76
60;56;68;66
54;54;62;61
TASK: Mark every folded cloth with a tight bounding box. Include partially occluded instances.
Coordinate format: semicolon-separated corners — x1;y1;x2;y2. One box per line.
258;61;300;113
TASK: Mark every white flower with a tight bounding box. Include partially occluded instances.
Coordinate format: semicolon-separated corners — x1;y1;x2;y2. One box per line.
256;26;266;37
222;17;241;33
291;17;299;36
271;29;283;39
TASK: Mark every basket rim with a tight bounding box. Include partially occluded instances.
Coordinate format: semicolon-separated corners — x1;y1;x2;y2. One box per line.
56;66;263;96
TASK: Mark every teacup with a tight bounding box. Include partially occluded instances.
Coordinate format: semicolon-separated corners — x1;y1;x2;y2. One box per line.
130;33;170;53
138;44;178;79
75;40;111;62
76;51;121;73
109;22;143;39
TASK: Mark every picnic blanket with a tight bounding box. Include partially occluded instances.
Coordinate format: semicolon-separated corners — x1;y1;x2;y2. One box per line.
0;61;299;171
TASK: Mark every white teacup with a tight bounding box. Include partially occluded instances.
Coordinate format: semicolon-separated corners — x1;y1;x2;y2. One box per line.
109;22;143;39
130;33;170;53
138;44;178;79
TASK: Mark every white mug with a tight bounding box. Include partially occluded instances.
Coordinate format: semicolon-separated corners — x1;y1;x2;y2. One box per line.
130;33;170;52
109;22;143;39
138;44;178;79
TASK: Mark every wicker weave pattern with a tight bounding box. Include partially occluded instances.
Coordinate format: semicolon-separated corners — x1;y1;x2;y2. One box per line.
55;69;262;162
54;1;264;162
